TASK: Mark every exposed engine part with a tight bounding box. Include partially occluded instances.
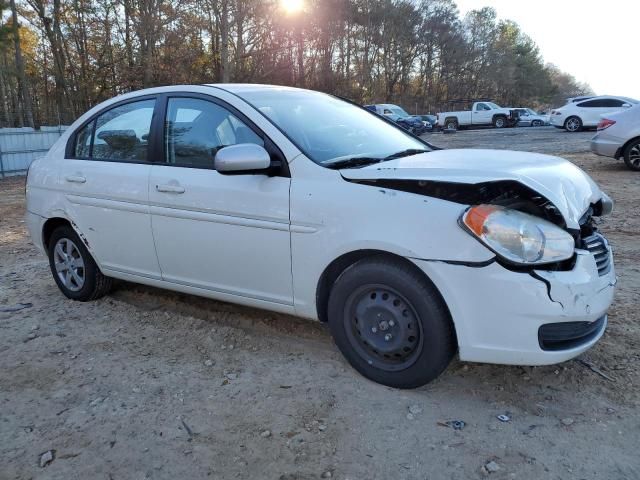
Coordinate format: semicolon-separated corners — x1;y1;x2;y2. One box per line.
349;178;566;227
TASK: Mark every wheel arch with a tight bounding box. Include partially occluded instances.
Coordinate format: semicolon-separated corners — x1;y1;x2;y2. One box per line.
618;135;640;159
42;217;73;252
443;116;458;127
315;250;455;339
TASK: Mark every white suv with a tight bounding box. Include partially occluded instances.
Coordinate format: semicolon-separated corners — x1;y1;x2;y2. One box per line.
26;85;616;388
551;95;638;132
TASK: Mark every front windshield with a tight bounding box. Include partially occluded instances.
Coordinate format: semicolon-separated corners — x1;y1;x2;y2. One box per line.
237;89;429;165
486;102;501;109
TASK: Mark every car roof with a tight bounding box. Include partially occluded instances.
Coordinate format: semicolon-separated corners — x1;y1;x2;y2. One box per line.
575;95;638;103
205;83;309;95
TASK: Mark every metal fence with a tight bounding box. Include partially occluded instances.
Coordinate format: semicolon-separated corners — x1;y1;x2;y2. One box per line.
0;126;68;178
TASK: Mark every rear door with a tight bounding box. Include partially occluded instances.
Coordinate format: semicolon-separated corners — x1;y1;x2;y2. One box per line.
59;97;162;279
148;94;293;305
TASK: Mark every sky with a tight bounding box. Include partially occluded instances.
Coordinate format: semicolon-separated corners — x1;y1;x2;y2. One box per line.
454;0;640;100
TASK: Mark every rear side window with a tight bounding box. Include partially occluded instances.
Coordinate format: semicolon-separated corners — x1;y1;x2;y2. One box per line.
577;100;600;108
576;99;625;108
74;121;94;158
165;97;263;168
71;99;156;162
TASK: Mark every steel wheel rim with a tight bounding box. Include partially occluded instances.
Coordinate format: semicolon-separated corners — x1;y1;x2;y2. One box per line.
566;118;579;131
532;120;541;127
343;284;424;372
629;144;640;168
447;122;456;130
495;118;504;127
53;238;85;291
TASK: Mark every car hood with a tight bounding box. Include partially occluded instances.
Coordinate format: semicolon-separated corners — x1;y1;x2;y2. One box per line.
340;149;604;229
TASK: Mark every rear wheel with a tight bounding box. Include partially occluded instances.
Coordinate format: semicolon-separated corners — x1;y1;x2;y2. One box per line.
623;139;640;171
564;116;582;132
493;116;507;128
327;256;456;388
47;225;113;301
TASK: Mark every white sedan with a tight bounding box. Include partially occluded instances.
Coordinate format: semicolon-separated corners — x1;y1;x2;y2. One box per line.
550;95;638;132
26;85;615;388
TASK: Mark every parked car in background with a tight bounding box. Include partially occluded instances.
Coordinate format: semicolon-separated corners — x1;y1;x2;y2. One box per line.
567;96;594;104
26;84;615;388
418;114;438;132
365;104;429;135
437;100;519;129
515;108;548;127
591;104;640;171
551;96;638;132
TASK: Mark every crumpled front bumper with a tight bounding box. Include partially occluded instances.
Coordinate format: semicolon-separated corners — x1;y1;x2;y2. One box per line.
411;249;616;366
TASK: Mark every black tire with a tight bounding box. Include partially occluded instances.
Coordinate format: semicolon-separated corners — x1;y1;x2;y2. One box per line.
445;119;458;130
327;256;456;388
623;138;640;171
493;116;507;128
531;120;543;127
564;116;582;132
47;225;112;301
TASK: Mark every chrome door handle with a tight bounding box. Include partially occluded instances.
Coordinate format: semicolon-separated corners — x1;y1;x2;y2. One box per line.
65;175;86;183
156;184;185;194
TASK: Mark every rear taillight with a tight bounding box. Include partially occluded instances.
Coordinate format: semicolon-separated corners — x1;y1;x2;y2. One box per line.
597;119;616;131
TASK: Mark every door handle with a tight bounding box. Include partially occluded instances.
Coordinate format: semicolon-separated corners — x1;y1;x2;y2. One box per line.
65;175;86;183
156;184;185;194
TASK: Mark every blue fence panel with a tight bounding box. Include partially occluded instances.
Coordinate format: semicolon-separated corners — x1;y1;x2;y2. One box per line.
0;126;68;177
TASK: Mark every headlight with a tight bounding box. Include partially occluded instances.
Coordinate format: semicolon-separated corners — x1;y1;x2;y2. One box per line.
461;205;575;265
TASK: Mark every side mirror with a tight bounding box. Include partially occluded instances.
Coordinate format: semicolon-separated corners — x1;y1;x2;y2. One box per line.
214;143;271;173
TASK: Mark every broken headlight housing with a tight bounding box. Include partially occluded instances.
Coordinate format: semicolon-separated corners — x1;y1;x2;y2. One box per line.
461;205;575;265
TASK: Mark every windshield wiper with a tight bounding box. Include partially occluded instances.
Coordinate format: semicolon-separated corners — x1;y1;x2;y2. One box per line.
383;148;429;160
324;157;384;169
325;149;429;169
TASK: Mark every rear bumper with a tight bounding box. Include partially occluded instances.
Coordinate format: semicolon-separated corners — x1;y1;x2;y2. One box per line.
550;115;564;127
25;210;47;255
590;132;624;158
411;249;615;366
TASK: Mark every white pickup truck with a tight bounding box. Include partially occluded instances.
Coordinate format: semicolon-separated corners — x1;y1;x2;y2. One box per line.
437;101;520;129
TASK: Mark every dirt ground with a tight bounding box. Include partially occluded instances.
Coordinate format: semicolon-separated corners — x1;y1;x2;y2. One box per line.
1;126;639;480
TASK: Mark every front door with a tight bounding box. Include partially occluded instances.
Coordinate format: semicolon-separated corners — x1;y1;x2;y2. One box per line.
473;103;493;124
148;96;293;305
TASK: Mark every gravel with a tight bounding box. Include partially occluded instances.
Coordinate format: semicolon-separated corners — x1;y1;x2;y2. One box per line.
1;127;639;479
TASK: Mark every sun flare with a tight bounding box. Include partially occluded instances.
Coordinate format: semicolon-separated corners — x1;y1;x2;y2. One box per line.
281;0;304;14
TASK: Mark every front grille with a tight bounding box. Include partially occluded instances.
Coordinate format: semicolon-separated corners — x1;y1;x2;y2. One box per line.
581;233;611;276
538;316;607;351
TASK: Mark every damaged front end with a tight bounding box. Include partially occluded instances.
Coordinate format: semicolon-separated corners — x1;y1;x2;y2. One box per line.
340;154;616;364
348;177;613;276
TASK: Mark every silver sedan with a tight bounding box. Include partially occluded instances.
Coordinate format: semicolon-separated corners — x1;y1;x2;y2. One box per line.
591;104;640;171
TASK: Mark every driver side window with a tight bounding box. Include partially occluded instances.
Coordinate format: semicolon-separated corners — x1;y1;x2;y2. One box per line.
165;97;263;168
476;103;490;111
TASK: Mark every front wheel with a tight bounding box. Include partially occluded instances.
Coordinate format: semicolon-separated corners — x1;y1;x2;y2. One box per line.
564;116;582;132
531;120;543;127
327;257;456;388
623;139;640;171
47;225;113;301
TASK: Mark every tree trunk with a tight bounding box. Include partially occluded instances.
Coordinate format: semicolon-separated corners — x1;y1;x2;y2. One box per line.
10;0;35;128
220;0;229;82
